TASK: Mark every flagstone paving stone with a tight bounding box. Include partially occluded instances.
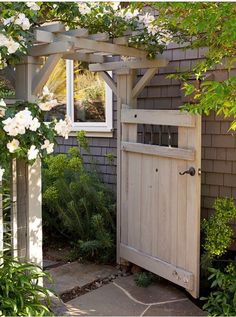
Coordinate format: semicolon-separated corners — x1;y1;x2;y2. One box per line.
114;275;185;303
45;261;118;295
65;283;145;316
64;275;205;316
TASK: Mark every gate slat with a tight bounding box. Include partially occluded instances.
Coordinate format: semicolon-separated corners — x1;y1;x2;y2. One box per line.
122;142;195;161
157;158;171;262
127;153;142;250
121;109;196;127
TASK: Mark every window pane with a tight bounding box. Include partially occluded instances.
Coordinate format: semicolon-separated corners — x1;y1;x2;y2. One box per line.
44;59;67;121
73;61;106;123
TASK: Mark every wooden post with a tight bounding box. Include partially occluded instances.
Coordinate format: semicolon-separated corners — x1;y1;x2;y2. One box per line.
14;57;43;266
116;69;137;264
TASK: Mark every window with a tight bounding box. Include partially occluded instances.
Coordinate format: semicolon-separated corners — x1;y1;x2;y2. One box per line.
45;59;113;137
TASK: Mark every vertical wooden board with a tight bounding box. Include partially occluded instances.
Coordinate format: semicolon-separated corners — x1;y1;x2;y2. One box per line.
157;157;171;263
170;159;178;266
140;154;154;255
151;156;159;257
177;127;188;269
186;115;201;298
176;159;187;269
127;152;142;250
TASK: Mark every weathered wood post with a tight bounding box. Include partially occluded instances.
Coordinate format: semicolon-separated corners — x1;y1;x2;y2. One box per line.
116;68;137;264
13;56;43;266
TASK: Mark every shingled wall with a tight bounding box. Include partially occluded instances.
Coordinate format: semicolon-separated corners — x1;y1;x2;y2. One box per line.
56;43;236;224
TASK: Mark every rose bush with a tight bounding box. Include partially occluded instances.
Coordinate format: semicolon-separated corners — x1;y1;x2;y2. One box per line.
0;87;72;182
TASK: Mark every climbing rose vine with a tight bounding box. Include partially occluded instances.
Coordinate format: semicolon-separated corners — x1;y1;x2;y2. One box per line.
0;87;72;181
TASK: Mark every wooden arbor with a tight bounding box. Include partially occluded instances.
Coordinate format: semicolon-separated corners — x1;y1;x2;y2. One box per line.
10;22;168;267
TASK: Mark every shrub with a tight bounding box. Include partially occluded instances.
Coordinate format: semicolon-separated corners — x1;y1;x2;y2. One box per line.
202;265;236;316
201;198;236;272
42;132;116;263
0;256;53;316
201;198;236;315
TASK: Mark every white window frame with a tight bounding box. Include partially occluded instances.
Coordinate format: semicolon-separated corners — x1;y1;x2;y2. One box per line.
66;60;113;137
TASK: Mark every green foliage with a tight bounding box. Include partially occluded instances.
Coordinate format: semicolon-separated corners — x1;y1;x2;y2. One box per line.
202;265;236;316
42;132;116;263
134;272;153;288
138;2;236;127
201;198;236;315
105;152;115;165
202;198;236;262
0;256;53;316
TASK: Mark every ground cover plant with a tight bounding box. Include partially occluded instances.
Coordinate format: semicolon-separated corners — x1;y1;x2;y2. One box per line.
42;132;116;263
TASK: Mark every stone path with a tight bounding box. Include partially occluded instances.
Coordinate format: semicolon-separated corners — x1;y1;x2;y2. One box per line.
45;261;205;316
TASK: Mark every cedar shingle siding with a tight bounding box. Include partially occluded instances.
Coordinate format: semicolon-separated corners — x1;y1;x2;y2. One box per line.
56;43;236;223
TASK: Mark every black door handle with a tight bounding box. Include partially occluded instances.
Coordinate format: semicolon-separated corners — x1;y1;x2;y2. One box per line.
179;167;196;176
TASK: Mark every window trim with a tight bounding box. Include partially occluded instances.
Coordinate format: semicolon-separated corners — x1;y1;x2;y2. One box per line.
66;60;113;137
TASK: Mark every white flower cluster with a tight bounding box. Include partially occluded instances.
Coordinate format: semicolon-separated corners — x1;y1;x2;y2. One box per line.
38;86;58;111
55;115;72;140
41;139;54;154
78;2;91;15
3;107;40;137
0;33;20;54
4;13;31;30
26;2;40;11
115;9;139;21
139;13;172;44
0;167;5;182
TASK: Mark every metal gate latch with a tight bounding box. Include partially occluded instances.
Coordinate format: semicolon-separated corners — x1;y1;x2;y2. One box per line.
179;167;196;176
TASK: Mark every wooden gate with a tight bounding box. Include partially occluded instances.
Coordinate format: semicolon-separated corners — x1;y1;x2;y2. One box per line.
118;107;201;298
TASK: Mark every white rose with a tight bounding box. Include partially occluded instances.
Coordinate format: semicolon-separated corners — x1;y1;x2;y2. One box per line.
0;167;5;182
7;39;20;54
26;2;40;11
3;116;25;136
42;86;53;98
0;99;6;117
15;107;33;128
78;3;91;15
7;139;20;153
14;13;31;30
29;117;40;131
27;145;39;160
55;115;72;139
0;33;9;46
41;139;54;154
3;16;15;26
38;99;57;111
